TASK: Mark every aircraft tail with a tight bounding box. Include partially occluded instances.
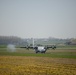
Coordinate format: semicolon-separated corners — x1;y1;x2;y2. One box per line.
33;38;34;48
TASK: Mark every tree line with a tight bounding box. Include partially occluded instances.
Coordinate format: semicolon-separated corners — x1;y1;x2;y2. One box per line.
0;36;28;46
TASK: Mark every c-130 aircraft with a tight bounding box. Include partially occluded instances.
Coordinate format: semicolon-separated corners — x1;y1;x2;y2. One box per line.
21;39;56;53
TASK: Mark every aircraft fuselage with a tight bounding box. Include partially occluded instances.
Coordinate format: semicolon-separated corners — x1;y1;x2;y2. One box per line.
34;46;47;53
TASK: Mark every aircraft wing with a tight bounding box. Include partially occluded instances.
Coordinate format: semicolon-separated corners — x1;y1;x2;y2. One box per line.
20;46;36;49
46;45;56;49
20;47;27;48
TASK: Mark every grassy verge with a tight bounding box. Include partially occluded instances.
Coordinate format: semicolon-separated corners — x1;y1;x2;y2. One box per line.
0;51;76;58
0;47;76;58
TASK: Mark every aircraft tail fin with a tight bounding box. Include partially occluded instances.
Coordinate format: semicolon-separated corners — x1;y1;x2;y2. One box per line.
33;38;34;48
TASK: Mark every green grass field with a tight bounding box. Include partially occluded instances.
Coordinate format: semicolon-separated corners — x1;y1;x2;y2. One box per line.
0;45;76;58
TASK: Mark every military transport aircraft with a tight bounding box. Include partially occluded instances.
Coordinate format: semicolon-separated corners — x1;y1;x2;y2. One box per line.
20;39;56;53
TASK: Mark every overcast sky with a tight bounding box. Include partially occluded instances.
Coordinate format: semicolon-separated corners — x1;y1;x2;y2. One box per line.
0;0;76;38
